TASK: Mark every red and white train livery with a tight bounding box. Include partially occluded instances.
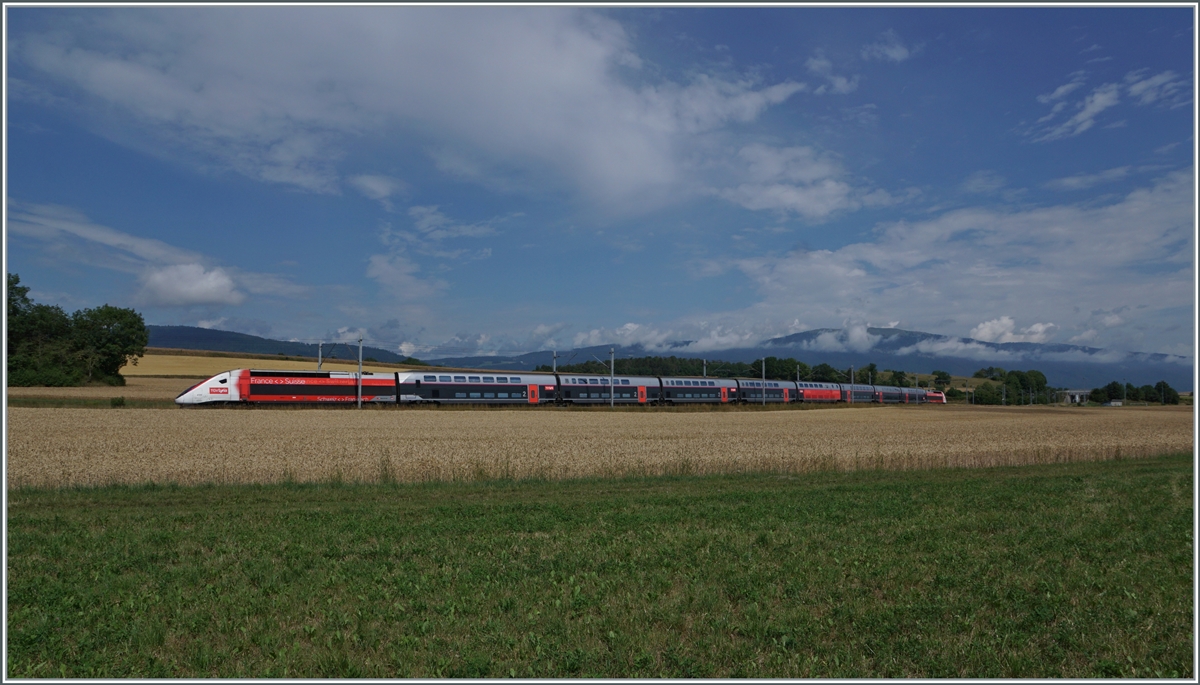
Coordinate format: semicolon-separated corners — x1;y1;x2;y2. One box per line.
176;369;937;407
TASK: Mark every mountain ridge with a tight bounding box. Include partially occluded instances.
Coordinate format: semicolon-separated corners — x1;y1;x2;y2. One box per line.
146;325;1192;390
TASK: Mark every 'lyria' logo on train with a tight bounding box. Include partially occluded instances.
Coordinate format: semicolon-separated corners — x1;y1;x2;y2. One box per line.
209;387;229;394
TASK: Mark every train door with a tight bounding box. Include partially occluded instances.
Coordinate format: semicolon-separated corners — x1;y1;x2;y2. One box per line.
720;387;728;403
637;386;646;403
528;385;539;404
783;388;789;403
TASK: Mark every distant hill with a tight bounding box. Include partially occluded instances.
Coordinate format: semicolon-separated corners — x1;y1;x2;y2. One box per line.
147;324;1193;391
147;326;413;364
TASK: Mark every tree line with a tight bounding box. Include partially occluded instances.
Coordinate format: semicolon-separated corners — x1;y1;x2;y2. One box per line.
537;355;959;389
966;367;1051;405
7;274;149;386
1088;380;1180;405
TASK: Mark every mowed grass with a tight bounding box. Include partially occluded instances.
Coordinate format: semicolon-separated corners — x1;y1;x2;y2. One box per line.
6;454;1193;678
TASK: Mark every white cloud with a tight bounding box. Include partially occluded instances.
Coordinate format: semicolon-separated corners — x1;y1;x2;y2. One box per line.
961;170;1006;194
365;252;444;301
408;205;496;241
1035;83;1121;141
348;174;407;210
1124;69;1187;106
1069;329;1099;344
797;324;881;353
708;170;1193;356
12;8;803;210
715;144;859;219
1043;166;1130;191
969;316;1056;344
1036;76;1085;104
7;202;201;268
7;201;308;308
805;54;859;95
861;29;918;62
137;264;245;307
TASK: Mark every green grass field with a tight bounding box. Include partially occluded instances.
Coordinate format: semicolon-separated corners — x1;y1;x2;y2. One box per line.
7;454;1193;678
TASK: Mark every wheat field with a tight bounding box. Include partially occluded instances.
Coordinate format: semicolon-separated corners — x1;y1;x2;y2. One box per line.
6;405;1192;489
119;354;406;377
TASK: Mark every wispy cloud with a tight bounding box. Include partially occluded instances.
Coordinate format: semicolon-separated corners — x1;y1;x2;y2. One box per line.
6;201;310;308
860;29;919;62
969;316;1056;344
805;53;859;95
1124;69;1189;107
708;170;1193;355
1043;166;1131;191
714;143;905;220
1035;82;1121;141
11;8;804;212
348;174;408;211
961;170;1006;194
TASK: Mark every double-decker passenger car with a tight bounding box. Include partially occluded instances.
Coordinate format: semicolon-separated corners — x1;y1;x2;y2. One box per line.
660;376;738;403
396;372;557;404
556;374;661;404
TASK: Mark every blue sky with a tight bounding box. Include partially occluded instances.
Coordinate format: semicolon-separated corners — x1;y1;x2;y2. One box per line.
5;5;1195;361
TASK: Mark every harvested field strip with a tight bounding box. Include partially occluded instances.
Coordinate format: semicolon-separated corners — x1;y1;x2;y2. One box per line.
118;353;407;377
6;377;201;400
7;405;1192;489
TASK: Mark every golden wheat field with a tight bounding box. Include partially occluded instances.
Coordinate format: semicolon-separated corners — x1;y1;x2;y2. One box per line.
6;405;1193;489
118;353;406;377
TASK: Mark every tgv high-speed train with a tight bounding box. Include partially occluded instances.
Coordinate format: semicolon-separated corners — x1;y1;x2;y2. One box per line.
176;369;946;406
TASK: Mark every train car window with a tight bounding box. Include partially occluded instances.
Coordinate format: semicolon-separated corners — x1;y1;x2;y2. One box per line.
440;376;452;382
589;378;598;384
455;392;466;398
498;392;509;398
424;375;437;381
497;377;508;383
621;379;630;385
454;376;466;382
483;377;494;383
484;393;495;398
469;376;481;382
510;377;521;383
470;392;481;398
600;378;609;385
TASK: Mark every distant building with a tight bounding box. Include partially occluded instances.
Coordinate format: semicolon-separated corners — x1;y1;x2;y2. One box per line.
1061;389;1091;404
1102;400;1123;407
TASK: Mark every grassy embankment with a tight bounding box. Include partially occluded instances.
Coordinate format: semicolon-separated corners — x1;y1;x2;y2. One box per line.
7;453;1193;678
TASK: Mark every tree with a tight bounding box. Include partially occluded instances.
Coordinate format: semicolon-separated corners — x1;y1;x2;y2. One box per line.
973;366;1006;380
7;274;81;386
70;305;149;385
6;274;148;386
932;370;952;388
809;363;843;383
854;363;878;384
974;381;1003;405
884;369;909;387
1138;385;1156;402
1153;381;1180;405
1089;386;1108;404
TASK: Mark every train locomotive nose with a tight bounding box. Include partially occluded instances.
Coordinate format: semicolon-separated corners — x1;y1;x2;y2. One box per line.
176;371;236;405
